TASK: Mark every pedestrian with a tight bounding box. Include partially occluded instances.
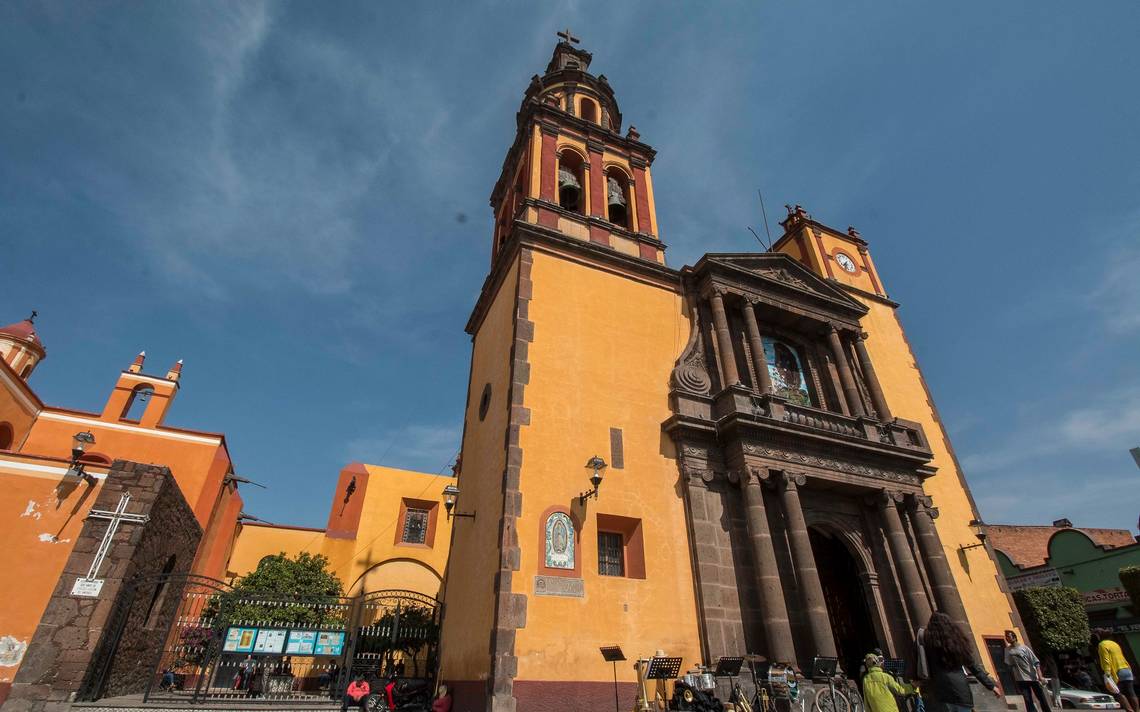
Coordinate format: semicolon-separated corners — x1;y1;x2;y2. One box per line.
341;674;370;711
1093;629;1137;712
433;683;453;712
918;612;1002;712
1004;630;1051;712
862;653;914;712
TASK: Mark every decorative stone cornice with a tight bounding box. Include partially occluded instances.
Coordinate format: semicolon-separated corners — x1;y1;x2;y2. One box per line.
742;442;922;486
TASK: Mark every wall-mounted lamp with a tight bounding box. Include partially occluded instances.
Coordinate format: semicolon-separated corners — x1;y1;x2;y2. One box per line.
958;518;987;552
64;431;97;485
578;455;607;504
442;484;475;521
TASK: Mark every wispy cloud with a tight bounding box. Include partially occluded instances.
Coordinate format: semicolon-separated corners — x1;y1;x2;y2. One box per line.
962;388;1140;474
345;424;460;475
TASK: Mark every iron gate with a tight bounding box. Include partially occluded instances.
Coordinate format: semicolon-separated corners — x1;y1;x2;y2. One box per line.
80;573;442;704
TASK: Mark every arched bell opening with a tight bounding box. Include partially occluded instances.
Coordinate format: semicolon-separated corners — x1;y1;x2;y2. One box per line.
558;150;585;214
605;167;631;228
580;97;598;124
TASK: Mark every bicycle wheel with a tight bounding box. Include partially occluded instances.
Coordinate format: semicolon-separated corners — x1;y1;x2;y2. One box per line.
812;687;850;712
844;683;864;712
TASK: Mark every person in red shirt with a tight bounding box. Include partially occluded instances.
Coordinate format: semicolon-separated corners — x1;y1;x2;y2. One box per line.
433;683;453;712
342;675;370;711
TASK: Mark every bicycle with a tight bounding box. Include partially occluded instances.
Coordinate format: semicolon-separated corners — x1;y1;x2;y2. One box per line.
809;657;852;712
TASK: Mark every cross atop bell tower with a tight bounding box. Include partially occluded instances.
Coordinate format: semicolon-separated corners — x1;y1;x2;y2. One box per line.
485;36;665;269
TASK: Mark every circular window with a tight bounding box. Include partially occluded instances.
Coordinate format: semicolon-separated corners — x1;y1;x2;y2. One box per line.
478;383;492;421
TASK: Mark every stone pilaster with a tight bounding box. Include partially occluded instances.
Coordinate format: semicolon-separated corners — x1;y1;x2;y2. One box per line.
778;473;836;659
739;467;795;663
853;332;892;422
877;490;932;632
827;326;864;417
741;300;773;396
908;496;970;633
709;289;740;388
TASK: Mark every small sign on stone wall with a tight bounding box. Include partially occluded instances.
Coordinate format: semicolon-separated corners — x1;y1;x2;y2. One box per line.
71;577;104;598
534;575;584;598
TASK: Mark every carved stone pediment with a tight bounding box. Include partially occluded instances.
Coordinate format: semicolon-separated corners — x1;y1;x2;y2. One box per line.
696;253;868;325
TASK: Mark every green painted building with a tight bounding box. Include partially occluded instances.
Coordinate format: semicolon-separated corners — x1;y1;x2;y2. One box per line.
990;521;1140;668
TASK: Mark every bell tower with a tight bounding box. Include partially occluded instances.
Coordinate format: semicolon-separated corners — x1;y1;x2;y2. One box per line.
487;30;665;267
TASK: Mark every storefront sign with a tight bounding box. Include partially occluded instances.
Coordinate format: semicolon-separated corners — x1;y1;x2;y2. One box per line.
1005;568;1061;591
1083;587;1130;607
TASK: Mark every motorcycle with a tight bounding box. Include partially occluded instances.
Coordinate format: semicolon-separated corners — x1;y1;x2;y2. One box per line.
364;674;431;712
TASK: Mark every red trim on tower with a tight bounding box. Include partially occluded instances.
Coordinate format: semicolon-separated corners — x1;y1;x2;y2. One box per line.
814;230;836;279
859;249;883;295
588;149;605;218
588;224;611;246
638;242;657;261
632;166;653;235
539;131;558;203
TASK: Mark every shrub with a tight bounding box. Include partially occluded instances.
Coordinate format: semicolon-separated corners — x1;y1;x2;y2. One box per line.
1013;586;1090;654
1120;566;1140;612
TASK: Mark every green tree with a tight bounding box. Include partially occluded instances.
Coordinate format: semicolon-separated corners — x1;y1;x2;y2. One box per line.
1013;586;1091;654
214;552;347;628
1120;566;1140;614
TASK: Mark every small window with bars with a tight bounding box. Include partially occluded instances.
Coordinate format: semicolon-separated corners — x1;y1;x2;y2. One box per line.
402;508;430;544
598;531;625;577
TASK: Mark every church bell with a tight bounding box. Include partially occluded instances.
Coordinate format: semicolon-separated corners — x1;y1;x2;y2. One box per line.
558;166;582;211
607;175;628;227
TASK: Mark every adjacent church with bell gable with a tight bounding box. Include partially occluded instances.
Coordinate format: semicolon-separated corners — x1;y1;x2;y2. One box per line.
437;38;1020;711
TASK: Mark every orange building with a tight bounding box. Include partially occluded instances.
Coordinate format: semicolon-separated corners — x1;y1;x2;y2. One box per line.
225;462;454;599
0;315;243;692
437;38;1022;712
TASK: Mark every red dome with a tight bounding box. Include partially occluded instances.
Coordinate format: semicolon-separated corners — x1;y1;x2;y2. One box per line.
0;317;43;348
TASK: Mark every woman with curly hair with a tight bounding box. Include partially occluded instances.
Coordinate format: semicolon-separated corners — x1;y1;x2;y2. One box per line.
919;612;1003;712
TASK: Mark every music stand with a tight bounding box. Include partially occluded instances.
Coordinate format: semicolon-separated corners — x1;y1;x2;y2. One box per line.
646;656;683;680
599;646;626;712
809;656;838;682
882;658;906;679
714;656;744;691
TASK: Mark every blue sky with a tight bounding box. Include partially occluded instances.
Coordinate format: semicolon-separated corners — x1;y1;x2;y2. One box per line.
2;1;1138;531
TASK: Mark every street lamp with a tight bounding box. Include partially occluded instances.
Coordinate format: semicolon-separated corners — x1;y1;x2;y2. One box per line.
442;483;475;521
959;518;987;552
66;431;97;485
578;455;607;504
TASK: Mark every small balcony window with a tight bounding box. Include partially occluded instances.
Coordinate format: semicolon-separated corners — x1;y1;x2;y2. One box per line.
402;508;430;544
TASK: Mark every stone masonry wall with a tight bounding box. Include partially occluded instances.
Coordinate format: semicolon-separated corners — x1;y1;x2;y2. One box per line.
2;461;202;712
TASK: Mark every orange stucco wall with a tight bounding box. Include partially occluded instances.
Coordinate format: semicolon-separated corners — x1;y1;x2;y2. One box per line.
508;249;701;684
437;258;518;684
0;454;109;685
226;464;453;599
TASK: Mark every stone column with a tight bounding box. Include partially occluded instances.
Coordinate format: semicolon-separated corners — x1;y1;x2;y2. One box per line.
710;290;740;387
853;332;892;421
878;490;932;631
740;467;795;663
908;496;971;633
828;325;864;417
779;473;837;658
742;300;773;395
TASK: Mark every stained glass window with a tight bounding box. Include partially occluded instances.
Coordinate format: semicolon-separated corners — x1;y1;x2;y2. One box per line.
762;337;812;406
402;508;429;544
598;531;625;577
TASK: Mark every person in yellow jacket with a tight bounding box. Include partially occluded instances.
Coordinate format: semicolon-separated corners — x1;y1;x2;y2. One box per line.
862;653;915;712
1093;629;1137;712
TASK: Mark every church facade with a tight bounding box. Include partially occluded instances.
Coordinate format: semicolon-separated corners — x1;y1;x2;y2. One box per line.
437;39;1020;711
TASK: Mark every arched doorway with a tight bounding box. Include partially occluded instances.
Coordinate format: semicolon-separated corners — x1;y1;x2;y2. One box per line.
810;528;879;676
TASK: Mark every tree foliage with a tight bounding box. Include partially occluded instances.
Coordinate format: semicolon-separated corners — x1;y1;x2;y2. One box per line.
1120;566;1140;612
213;552;347;628
1013;586;1090;654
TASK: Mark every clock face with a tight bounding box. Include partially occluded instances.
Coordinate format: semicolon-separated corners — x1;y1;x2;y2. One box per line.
835;252;857;273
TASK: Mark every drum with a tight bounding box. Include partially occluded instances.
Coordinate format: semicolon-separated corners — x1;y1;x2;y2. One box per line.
682;673;701;689
699;673;715;691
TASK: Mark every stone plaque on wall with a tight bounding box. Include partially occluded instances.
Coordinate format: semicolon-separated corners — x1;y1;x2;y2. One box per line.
534;575;584;598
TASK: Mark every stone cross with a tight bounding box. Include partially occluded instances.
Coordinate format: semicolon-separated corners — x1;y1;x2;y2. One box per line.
85;492;149;580
557;27;580;45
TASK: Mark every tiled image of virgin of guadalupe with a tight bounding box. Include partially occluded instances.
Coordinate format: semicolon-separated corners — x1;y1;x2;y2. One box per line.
545;512;575;570
763;337;812;406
